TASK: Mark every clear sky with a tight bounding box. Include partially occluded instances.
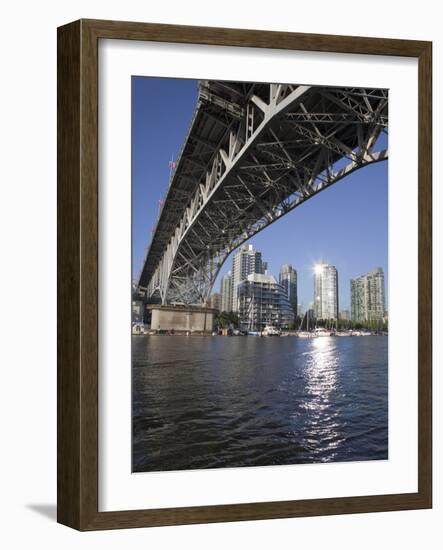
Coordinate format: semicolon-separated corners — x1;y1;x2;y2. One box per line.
132;77;388;311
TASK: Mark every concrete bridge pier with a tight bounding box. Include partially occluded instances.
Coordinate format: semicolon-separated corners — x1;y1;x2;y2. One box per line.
148;304;215;333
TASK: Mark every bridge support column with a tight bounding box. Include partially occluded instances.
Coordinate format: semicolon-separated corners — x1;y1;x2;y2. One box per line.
148;305;215;333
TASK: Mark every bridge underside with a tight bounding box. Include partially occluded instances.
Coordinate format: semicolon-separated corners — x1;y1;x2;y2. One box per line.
139;81;388;305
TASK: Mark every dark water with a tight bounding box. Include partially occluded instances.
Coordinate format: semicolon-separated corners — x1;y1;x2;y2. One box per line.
132;335;388;472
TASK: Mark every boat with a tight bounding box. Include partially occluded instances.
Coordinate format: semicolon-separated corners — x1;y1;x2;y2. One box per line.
297;331;316;338
132;322;146;335
262;325;281;336
314;327;334;337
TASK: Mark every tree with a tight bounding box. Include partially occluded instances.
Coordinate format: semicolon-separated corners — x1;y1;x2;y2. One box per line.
215;311;239;329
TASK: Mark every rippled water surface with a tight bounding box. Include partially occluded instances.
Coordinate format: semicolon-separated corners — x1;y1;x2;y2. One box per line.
132;335;388;472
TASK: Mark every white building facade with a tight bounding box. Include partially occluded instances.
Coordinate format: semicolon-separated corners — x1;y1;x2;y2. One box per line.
237;273;295;331
313;263;339;321
351;268;386;323
231;244;264;311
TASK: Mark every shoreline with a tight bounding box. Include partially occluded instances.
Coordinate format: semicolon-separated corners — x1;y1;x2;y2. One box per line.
132;329;388;338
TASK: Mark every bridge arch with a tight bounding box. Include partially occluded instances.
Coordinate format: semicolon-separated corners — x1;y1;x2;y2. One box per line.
139;82;388;305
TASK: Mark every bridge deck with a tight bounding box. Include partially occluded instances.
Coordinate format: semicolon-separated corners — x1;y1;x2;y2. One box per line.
140;81;252;287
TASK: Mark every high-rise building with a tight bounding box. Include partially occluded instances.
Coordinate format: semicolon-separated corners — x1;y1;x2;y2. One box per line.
351;276;367;322
231;244;264;311
351;268;386;322
220;271;233;312
367;268;386;321
279;264;298;318
313;263;339;320
237;273;295;330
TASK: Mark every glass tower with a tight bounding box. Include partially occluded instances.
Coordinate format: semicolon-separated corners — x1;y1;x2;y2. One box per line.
279;264;298;318
231;244;264;311
313;263;339;321
220;271;233;312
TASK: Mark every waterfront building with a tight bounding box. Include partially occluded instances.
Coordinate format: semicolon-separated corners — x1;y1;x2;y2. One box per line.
279;264;298;318
367;268;386;321
351;268;386;323
220;271;233;312
231;244;265;311
299;308;315;330
237;273;295;331
209;292;221;311
313;263;339;321
350;276;367;322
132;299;144;323
132;281;145;323
306;308;315;326
340;309;351;321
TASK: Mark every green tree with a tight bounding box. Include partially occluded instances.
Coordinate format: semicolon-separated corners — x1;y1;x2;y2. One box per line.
215;311;240;329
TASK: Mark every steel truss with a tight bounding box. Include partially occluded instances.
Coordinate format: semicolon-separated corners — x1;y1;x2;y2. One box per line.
139;82;388;305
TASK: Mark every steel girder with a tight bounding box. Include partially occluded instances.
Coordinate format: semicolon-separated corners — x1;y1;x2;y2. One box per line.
139;82;388;305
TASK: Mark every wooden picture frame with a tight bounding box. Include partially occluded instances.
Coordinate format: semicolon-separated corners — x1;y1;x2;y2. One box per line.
57;18;432;530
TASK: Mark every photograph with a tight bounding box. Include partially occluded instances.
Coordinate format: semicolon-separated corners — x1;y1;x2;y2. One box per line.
1;0;435;538
131;78;389;473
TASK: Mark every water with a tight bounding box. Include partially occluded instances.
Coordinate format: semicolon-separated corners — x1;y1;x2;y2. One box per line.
132;335;388;472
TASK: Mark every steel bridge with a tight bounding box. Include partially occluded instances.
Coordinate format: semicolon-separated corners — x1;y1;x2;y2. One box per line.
138;81;388;305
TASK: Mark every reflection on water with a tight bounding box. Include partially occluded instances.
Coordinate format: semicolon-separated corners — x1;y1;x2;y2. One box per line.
299;337;342;461
132;335;388;472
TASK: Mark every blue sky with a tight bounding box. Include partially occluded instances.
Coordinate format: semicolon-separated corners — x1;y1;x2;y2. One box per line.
132;77;388;311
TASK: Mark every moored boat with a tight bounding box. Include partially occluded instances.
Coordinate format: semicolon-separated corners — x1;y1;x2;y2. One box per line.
132;322;146;335
262;325;281;336
297;331;316;338
314;327;334;337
